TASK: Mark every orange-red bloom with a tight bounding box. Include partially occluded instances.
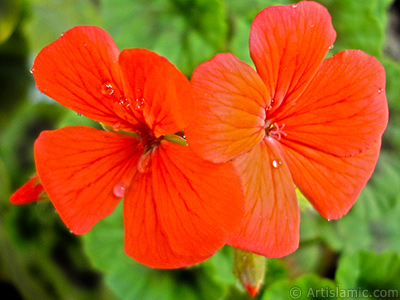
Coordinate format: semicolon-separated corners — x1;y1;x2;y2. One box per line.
15;26;245;268
10;174;45;205
186;1;388;257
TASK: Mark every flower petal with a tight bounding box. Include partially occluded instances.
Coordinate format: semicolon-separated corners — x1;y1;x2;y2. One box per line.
124;141;245;268
118;49;195;137
34;126;141;234
32;26;141;131
10;174;45;205
123;171;212;269
229;138;300;257
185;53;268;163
250;1;336;110
275;50;388;157
281;139;382;220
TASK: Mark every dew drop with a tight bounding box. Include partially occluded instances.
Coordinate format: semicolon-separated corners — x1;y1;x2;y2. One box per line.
137;151;152;173
327;219;331;222
112;122;121;131
134;97;145;111
118;96;131;107
113;182;127;198
69;229;74;234
29;68;35;74
329;44;334;50
378;88;384;94
101;82;115;96
272;160;282;168
271;99;275;104
292;3;298;8
311;24;315;28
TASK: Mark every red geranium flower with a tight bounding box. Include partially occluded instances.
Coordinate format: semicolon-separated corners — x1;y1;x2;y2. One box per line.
10;174;45;205
14;26;245;268
185;1;388;257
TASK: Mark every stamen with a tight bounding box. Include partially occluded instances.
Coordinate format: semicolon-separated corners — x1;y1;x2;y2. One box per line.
265;122;287;140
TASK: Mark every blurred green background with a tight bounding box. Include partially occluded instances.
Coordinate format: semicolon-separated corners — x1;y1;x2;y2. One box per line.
1;0;400;299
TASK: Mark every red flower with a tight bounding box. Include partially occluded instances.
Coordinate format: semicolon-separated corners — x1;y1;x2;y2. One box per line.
185;1;388;257
10;174;45;205
19;26;245;268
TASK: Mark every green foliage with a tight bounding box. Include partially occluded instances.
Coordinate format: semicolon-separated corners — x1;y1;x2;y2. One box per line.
24;0;101;54
101;0;227;75
0;0;23;44
263;274;340;300
320;0;394;58
336;251;400;300
83;203;233;300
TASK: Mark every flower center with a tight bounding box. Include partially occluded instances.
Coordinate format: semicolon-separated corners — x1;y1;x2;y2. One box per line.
136;131;187;174
265;122;287;140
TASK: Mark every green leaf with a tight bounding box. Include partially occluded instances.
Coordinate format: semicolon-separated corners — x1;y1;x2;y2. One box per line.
56;110;102;129
225;0;294;65
0;100;67;187
262;274;341;300
83;203;230;300
0;158;10;205
318;0;393;58
24;0;101;54
336;251;400;300
101;0;227;76
0;0;23;44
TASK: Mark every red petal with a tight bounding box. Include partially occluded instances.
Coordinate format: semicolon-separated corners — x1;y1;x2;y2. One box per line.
32;26;141;131
10;174;45;205
282;139;382;220
275;50;388;157
250;1;336;110
185;53;268;163
123;171;211;269
34;126;141;234
124;141;244;268
118;49;195;137
229;138;300;257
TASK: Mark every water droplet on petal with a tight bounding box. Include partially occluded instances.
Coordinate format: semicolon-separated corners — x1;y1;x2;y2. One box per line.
327;219;331;222
311;24;315;28
101;82;115;96
272;160;282;168
137;151;152;173
29;68;35;74
118;96;131;107
271;99;275;104
113;182;127;198
378;88;384;94
112;122;121;131
329;44;334;50
69;229;74;234
292;3;298;8
134;97;145;111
